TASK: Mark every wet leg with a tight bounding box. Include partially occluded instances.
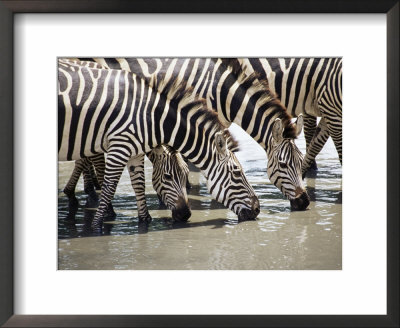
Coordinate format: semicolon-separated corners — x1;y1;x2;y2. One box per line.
91;149;130;233
127;154;152;222
302;118;330;178
303;114;318;171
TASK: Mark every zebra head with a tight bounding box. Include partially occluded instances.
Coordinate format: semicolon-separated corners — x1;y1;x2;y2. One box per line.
147;145;191;222
207;130;260;221
267;115;310;211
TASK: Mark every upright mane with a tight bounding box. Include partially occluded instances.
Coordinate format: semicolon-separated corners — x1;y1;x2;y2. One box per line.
61;58;243;151
219;58;297;139
149;73;240;151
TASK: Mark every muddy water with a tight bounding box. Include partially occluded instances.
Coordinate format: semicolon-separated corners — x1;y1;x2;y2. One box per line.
58;124;342;270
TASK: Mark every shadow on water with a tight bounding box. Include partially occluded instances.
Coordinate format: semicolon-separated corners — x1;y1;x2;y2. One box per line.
59;204;239;239
137;216;240;235
58;188;239;239
60;207;116;239
58;180;341;240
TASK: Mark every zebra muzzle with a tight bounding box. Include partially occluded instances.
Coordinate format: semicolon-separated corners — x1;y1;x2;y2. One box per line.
290;191;310;211
172;196;191;222
238;196;260;221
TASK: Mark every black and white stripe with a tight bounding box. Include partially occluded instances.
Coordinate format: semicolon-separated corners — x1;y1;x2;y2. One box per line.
147;145;191;221
242;58;342;175
81;58;309;210
58;59;259;232
64;148;192;221
61;59;192;221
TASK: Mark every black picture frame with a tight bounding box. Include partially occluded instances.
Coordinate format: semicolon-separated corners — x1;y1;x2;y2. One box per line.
0;1;398;327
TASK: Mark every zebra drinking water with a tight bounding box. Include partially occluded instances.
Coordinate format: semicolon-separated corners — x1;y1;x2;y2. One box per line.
61;59;192;222
241;58;342;176
58;59;259;232
64;146;192;222
82;58;309;211
146;145;191;221
61;59;238;222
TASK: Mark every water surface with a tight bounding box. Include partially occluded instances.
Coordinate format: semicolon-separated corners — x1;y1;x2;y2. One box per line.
58;124;342;270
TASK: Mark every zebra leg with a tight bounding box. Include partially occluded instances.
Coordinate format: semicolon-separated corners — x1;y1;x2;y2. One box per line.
127;154;152;223
182;157;192;190
302;118;330;178
323;112;342;164
91;153;105;187
303;114;318;171
82;163;99;209
63;159;86;209
90;154;116;216
91;150;129;233
88;162;101;191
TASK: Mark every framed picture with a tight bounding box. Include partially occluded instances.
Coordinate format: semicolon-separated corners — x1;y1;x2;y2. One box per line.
1;1;398;327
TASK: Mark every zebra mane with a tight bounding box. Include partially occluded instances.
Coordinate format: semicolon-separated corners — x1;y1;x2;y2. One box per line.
219;58;243;76
60;58;239;149
148;74;240;152
219;58;297;140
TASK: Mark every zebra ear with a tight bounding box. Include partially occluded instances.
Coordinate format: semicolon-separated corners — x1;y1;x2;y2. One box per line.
295;114;304;136
152;144;166;155
215;131;228;156
272;118;284;142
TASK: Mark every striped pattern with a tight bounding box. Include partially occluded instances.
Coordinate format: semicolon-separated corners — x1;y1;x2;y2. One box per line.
63;157;100;208
58;59;259;231
64;149;191;221
62;58;191;221
242;58;342;174
81;58;309;210
147;145;191;221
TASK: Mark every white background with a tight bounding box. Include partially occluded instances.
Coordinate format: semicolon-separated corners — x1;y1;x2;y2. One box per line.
14;14;386;315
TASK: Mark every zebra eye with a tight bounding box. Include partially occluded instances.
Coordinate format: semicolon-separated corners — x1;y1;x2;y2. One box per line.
279;162;288;169
164;173;172;180
232;165;241;176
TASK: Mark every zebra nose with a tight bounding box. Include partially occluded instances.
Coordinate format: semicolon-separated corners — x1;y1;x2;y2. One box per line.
172;196;191;222
251;196;260;216
238;196;260;221
290;191;310;211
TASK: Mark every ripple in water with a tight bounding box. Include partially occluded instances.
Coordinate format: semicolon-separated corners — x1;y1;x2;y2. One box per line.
58;122;342;270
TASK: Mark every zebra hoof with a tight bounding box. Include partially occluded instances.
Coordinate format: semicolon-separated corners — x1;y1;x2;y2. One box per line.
303;160;318;179
158;201;167;209
304;168;318;179
139;214;152;223
90;223;103;235
104;204;116;218
138;221;150;234
310;160;318;171
85;195;99;209
68;196;80;210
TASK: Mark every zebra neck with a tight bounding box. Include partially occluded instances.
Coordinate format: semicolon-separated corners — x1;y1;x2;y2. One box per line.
210;60;288;152
232;100;287;151
171;125;218;173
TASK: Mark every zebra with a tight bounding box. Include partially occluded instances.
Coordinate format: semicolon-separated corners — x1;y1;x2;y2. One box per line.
80;58;309;211
63;145;192;222
58;59;260;233
60;59;193;222
62;59;238;222
241;58;342;176
146;145;191;221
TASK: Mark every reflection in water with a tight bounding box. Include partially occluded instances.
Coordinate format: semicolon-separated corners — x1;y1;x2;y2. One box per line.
58;125;342;270
61;208;116;238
